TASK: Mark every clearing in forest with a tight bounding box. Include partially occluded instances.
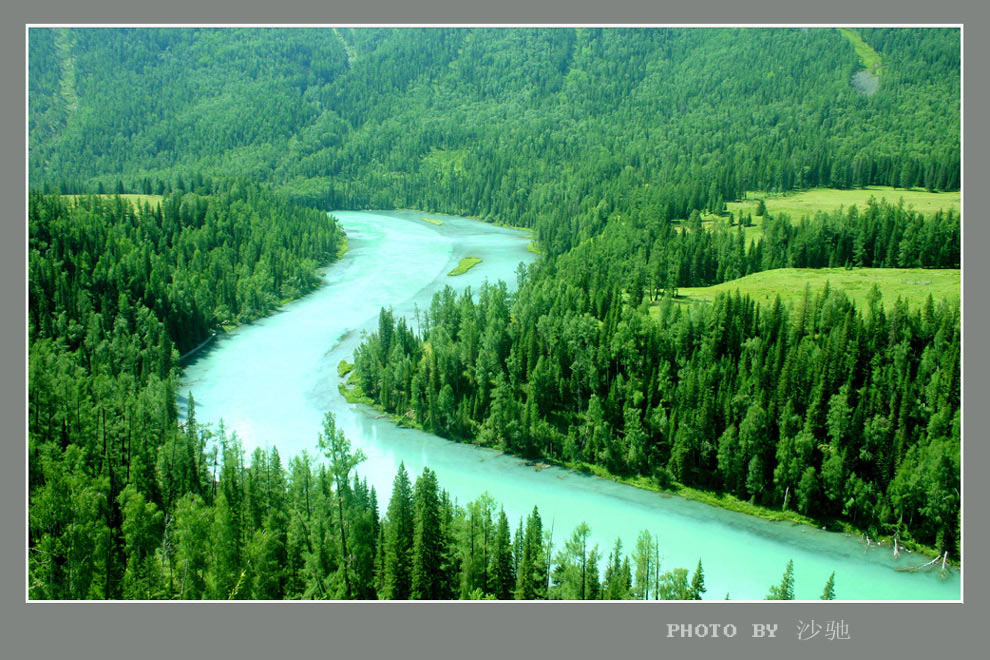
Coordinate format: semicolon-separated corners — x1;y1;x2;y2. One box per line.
659;267;960;314
690;187;962;245
838;27;883;73
63;193;164;209
728;186;959;219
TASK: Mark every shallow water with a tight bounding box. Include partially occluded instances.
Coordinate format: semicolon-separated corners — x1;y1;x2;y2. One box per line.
180;210;959;600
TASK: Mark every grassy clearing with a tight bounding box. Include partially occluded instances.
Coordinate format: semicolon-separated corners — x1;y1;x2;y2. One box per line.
664;267;959;315
728;187;959;220
337;360;354;378
420;216;444;226
838;27;882;73
693;186;960;244
448;256;483;276
677;187;959;247
64;193;164;209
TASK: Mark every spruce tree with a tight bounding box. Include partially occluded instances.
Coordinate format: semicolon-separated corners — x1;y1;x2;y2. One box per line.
766;560;796;600
689;559;706;600
820;571;836;600
515;506;546;599
381;464;414;599
411;467;445;599
491;509;516;600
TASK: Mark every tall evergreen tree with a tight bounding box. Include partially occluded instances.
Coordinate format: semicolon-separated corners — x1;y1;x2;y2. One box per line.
766;560;796;600
381;464;415;600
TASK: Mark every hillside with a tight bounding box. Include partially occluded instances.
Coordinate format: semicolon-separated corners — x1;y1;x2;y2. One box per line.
30;27;960;236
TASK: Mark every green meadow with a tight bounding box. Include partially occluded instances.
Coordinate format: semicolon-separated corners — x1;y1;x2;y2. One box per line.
691;186;962;245
838;27;883;72
664;267;959;314
729;186;959;219
64;193;164;208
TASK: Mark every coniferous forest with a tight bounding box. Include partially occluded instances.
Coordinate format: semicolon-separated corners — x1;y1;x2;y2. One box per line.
28;27;960;600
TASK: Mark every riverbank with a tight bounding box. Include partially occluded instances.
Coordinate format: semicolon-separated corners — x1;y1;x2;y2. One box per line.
338;366;948;564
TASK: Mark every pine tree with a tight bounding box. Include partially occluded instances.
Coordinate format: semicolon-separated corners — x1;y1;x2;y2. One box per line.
381;464;415;599
820;571;836;600
766;559;796;600
411;467;446;599
515;506;546;599
491;509;516;600
689;559;706;600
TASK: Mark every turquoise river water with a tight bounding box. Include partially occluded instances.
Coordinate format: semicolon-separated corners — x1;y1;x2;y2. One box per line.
179;210;960;600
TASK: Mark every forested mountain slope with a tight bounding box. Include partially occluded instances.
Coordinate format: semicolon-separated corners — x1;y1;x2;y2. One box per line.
30;27;959;234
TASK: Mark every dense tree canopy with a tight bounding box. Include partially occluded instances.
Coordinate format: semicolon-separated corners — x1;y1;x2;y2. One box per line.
31;27;959;225
28;26;960;599
352;201;961;553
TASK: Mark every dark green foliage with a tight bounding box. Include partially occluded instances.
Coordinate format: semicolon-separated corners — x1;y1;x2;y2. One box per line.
29;26;960;600
30;28;959;224
490;509;516;600
381;464;414;600
515;507;548;600
766;560;796;600
27;185;343;600
689;560;707;600
821;571;837;600
411;468;455;599
354;210;960;550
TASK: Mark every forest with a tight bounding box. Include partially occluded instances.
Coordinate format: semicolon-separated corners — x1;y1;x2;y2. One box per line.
27;27;960;599
352;200;960;553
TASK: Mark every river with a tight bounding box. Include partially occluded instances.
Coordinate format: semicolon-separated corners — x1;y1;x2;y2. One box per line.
179;210;960;600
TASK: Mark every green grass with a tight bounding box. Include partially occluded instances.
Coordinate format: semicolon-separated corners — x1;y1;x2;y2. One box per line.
664;267;959;315
691;213;767;245
448;256;483;276
678;187;959;248
838;27;882;73
728;186;959;219
64;193;164;209
338;373;373;406
420;216;444;226
692;186;961;246
337;360;354;378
